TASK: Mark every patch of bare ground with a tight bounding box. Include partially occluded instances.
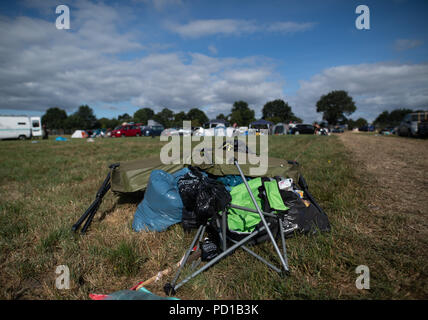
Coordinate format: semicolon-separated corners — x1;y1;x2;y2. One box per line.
339;132;428;298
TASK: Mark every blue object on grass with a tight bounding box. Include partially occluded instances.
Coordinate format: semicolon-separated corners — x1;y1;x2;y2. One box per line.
132;167;190;232
104;287;179;300
55;136;67;141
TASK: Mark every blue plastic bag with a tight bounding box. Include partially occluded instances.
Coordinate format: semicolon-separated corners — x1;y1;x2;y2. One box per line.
217;175;251;191
132;168;189;232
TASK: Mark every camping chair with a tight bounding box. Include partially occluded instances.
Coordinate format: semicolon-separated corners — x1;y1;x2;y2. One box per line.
163;160;291;295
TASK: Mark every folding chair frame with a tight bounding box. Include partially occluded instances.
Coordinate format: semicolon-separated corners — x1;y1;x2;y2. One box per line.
164;161;290;296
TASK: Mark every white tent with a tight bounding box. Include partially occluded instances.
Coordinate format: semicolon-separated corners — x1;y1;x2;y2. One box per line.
71;130;88;138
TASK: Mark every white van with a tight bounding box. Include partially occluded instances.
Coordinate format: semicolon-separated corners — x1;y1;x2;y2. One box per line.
0;115;42;140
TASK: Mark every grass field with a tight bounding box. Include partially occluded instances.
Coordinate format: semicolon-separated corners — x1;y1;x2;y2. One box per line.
0;134;426;299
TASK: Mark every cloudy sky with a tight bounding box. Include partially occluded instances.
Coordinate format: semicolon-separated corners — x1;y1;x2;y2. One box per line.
0;0;427;122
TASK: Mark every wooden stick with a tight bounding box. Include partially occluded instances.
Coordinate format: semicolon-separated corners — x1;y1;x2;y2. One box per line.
133;249;201;291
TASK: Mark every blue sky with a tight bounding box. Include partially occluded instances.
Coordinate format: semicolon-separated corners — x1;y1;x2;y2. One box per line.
0;0;427;123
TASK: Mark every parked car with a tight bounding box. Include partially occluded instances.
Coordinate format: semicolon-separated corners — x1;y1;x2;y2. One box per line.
379;127;395;135
111;124;142;137
397;112;428;137
332;127;344;133
288;124;315;135
358;125;375;132
142;125;165;136
178;128;192;136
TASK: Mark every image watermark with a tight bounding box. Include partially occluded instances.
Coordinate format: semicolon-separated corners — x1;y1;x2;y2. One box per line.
55;265;70;290
355;5;370;30
159;121;269;175
55;5;70;30
355;265;370;289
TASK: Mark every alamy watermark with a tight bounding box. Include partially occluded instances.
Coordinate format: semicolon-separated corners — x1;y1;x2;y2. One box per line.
159;121;269;175
355;265;370;290
55;265;70;290
55;5;70;30
355;5;370;30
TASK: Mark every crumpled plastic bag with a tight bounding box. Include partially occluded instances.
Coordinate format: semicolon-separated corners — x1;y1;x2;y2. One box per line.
178;167;231;226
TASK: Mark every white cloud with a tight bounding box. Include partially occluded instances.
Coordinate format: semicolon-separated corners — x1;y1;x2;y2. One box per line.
267;21;316;33
395;39;423;51
208;44;218;55
168;19;315;38
290;62;428;122
167;19;258;38
0;6;284;119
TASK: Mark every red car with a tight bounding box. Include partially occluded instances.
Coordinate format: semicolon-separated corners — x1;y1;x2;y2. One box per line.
111;124;142;137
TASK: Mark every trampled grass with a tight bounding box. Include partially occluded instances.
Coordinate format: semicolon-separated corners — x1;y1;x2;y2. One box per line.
0;134;425;299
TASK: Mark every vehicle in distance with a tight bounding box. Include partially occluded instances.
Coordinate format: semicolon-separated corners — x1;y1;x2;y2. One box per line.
111;124;142;137
0;115;42;140
397;112;428;137
142;125;165;136
288;124;315;135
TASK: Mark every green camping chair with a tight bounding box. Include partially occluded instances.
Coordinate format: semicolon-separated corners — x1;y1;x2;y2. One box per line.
163;160;292;295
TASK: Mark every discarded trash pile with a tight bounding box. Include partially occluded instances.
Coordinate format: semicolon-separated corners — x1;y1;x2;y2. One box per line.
72;141;331;299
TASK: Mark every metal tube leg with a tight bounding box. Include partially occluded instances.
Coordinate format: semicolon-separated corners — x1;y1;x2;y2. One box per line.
170;224;204;288
278;217;289;270
222;211;227;251
173;225;267;292
229;239;282;273
234;160;289;272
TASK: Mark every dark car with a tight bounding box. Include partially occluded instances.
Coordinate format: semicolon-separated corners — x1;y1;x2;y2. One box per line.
358;125;375;132
332;127;344;133
288;124;315;135
142;125;165;136
397;112;428;137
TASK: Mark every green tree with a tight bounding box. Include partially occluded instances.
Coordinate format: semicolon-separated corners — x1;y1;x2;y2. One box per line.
316;90;357;125
216;113;228;121
262;99;299;123
65;105;97;130
187;108;209;127
154;108;175;127
117;113;132;122
172;111;189;127
229;101;255;126
41;107;68;129
133;108;155;124
98;117;120;129
373;108;414;128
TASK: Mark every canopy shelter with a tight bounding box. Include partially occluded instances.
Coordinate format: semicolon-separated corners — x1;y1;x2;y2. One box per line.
272;123;288;135
249;119;273;134
204;119;230;129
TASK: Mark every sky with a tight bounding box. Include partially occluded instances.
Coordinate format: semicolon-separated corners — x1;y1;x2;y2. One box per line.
0;0;427;123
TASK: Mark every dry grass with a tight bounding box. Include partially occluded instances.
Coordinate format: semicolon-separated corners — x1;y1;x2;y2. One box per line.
0;133;426;299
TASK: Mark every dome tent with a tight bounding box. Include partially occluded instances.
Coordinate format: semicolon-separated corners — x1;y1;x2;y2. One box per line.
71;130;88;138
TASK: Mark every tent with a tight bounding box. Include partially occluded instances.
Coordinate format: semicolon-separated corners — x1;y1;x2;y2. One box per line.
272;123;288;135
71;130;88;138
204;119;230;129
249;119;273;134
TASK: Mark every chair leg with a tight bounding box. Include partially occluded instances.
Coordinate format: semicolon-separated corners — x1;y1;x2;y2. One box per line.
168;224;204;292
278;217;289;270
169;224;267;294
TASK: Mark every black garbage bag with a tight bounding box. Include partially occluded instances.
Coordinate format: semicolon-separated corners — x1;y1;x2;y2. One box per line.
280;190;331;236
178;167;231;228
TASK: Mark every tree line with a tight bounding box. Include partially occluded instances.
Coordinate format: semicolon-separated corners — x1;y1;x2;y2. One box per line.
41;90;424;131
42;99;303;130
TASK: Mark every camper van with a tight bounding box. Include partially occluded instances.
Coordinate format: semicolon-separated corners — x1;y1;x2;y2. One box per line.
0;115;42;140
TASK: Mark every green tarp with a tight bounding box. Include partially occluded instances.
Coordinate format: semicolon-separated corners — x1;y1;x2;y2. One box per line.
111;153;299;194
